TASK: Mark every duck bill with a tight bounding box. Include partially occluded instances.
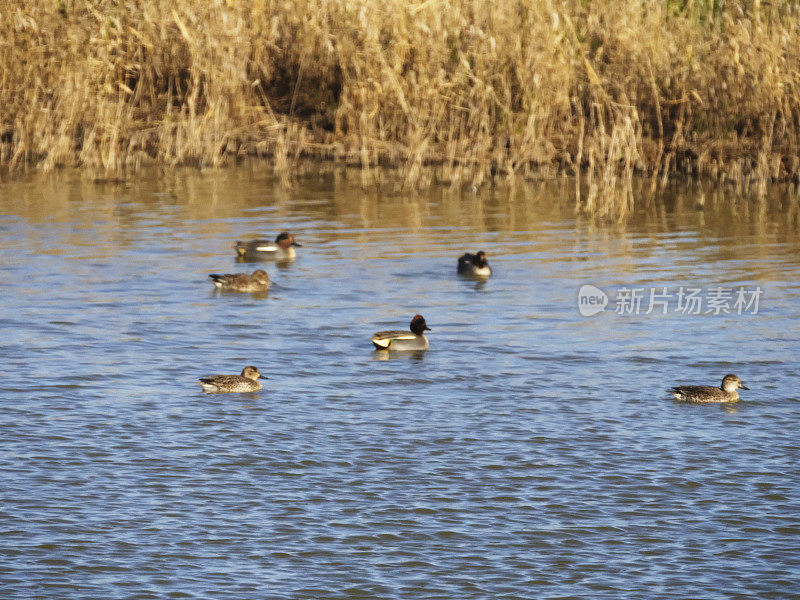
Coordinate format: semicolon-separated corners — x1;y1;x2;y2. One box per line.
739;383;749;390
291;242;302;247
259;375;268;379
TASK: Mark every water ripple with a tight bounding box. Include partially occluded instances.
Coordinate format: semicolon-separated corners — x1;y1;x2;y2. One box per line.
1;173;799;599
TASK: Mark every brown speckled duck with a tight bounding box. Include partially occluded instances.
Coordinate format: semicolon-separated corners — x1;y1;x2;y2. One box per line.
208;269;270;293
198;366;266;393
670;374;749;403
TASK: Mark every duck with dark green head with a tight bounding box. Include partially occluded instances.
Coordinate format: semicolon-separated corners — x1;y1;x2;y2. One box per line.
235;231;302;261
457;251;492;277
371;315;431;351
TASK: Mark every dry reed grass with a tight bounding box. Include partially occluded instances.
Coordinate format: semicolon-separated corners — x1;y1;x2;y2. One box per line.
1;0;799;217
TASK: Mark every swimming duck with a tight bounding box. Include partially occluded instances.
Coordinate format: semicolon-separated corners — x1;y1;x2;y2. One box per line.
670;374;749;403
371;314;431;351
198;366;266;393
458;251;492;277
209;269;270;293
235;232;301;260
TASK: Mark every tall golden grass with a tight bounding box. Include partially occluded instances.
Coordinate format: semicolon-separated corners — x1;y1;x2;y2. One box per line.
1;0;799;217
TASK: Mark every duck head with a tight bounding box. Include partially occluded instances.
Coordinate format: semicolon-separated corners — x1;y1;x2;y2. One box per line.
410;314;431;335
241;366;267;380
721;374;748;392
473;251;489;269
275;232;302;249
251;270;270;284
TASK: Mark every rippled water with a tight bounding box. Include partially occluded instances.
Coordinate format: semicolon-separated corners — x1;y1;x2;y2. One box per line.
1;169;799;599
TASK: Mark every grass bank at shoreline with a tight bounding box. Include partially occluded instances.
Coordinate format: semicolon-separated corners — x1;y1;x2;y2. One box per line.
2;0;799;216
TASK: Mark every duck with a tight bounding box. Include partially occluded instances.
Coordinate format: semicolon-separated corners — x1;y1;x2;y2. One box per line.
371;314;431;351
198;366;266;393
209;269;270;293
235;232;301;260
458;251;492;277
670;374;749;403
